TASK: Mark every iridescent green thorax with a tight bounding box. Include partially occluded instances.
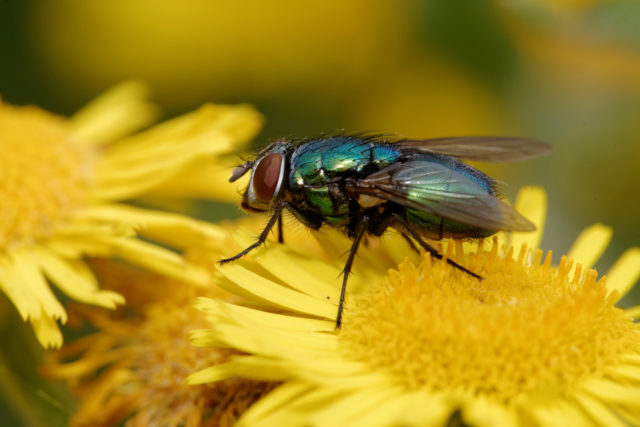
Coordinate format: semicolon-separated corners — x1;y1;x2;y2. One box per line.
289;137;399;187
288;137;400;223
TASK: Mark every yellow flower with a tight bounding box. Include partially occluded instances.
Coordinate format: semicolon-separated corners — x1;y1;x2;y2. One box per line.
189;187;640;426
42;256;275;427
0;82;262;347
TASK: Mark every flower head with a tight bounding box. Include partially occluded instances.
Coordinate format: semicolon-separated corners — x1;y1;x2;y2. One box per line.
0;82;262;347
42;254;275;427
190;187;640;426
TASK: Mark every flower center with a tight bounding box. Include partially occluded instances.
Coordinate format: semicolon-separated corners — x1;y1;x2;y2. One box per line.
0;102;93;249
340;242;640;402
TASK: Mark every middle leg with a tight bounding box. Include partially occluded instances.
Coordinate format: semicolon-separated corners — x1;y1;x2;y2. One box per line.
335;216;369;329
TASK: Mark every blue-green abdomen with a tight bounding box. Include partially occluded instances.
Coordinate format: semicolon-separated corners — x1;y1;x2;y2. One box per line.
405;209;495;239
403;153;497;238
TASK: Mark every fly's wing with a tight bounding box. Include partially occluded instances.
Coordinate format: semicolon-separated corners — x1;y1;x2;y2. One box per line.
396;137;552;162
356;161;535;232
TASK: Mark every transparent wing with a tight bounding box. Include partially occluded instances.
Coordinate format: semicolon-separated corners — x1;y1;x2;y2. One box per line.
356;161;535;231
396;136;552;162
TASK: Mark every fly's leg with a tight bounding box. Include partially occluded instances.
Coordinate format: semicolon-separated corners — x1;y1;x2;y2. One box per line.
401;233;419;254
219;205;285;264
277;212;284;243
336;217;369;329
369;206;419;254
392;213;482;280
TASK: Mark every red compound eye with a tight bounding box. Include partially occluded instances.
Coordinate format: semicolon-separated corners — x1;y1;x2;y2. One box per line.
253;153;283;202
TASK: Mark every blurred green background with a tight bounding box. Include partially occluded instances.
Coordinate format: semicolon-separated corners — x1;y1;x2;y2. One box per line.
1;0;639;425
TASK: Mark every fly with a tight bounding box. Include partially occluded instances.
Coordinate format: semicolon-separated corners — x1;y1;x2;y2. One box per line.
220;134;552;328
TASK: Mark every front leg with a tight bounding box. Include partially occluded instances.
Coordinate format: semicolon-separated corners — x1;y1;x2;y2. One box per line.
277;213;284;243
219;204;285;264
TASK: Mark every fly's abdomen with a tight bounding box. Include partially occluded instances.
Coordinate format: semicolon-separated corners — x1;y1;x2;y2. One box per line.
406;209;496;239
289;137;400;222
402;153;498;239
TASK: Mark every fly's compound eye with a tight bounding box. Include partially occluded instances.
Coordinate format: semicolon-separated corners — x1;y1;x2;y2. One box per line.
247;152;285;208
253;153;283;202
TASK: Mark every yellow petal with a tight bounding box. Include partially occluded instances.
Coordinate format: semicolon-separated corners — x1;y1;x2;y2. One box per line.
9;248;67;322
462;396;518;427
31;311;63;349
36;249;125;308
394;391;451;427
239;382;332;427
217;263;336;319
582;378;640;405
77;204;227;250
620;354;640;365
94;235;210;285
91;103;260;201
69;81;159;145
0;258;40;320
526;399;593;427
511;186;546;251
145;157;245;203
45;234;115;259
573;392;627;427
290;357;389;388
605;247;640;299
195;297;332;333
92;142;219;200
567;223;612;270
188;356;290;384
219;329;335;365
605;365;640;382
311;386;400;426
212;314;338;358
105;103;260;160
256;246;343;303
625;305;640;319
324;389;446;427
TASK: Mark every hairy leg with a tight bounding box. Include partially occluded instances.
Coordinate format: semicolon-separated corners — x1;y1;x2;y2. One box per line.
219;205;285;264
336;216;369;328
393;213;482;280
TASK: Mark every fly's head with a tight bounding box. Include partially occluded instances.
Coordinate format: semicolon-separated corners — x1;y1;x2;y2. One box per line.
229;140;289;213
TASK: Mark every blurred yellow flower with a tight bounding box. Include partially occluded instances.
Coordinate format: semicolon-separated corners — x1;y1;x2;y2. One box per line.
0;82;261;347
190;187;640;426
42;257;275;427
30;0;408;108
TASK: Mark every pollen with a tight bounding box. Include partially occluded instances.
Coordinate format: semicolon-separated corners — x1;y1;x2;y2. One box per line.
0;102;92;248
340;242;640;403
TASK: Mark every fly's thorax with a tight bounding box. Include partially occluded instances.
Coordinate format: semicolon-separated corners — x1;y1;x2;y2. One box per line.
289;138;400;189
287;137;400;218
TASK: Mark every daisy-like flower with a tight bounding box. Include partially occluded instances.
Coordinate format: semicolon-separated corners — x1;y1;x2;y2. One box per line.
42;255;276;427
190;187;640;426
0;82;262;347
